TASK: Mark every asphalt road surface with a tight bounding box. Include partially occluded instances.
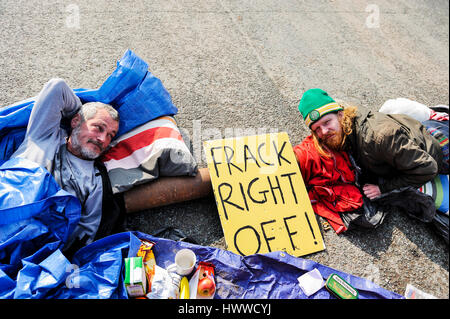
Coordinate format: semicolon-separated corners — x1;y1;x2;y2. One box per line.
1;0;448;298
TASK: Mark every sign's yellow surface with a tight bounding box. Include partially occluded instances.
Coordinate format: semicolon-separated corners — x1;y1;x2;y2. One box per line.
204;132;325;257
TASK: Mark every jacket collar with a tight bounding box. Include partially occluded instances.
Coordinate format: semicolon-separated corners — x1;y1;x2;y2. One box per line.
344;107;370;153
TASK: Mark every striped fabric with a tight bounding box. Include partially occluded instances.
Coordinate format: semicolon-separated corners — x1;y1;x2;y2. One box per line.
304;102;343;127
426;126;449;164
418;174;449;215
429;110;449;122
101;116;197;193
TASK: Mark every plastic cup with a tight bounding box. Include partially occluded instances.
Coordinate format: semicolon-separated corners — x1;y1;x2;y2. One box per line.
175;249;196;275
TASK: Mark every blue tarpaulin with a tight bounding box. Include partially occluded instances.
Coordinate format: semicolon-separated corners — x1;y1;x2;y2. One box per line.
0;158;81;299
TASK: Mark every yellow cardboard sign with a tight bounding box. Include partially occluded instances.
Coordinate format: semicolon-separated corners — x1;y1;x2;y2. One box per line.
204;132;325;257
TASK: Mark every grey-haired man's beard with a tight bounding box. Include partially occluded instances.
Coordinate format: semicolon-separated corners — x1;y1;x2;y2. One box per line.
70;125;102;160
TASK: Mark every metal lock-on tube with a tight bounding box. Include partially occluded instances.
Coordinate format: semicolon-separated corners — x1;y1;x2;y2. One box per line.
124;168;212;213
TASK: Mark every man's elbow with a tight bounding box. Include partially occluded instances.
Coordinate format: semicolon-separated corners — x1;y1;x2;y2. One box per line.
43;78;69;91
412;160;439;187
426;159;439;179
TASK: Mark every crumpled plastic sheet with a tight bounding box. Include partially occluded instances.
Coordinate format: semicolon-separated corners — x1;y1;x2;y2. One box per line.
1;230;405;299
140;232;404;299
0;158;80;299
73;49;178;137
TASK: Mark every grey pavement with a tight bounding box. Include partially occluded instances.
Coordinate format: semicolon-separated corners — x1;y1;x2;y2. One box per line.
1;0;448;298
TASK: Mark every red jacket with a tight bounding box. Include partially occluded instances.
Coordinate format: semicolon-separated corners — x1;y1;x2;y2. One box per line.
293;136;363;233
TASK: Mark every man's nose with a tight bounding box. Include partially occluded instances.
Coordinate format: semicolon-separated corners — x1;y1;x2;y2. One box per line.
96;132;108;144
319;126;329;137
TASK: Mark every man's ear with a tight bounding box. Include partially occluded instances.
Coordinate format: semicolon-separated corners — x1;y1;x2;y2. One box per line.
337;110;344;120
71;114;81;129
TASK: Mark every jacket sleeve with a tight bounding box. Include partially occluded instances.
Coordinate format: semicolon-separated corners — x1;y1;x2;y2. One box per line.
293;143;313;184
373;126;439;193
11;78;82;171
25;78;81;142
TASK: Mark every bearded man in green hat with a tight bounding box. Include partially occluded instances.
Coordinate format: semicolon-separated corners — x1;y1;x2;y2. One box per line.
293;88;449;238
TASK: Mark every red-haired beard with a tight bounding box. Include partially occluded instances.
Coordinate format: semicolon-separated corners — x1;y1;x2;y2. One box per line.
320;128;344;152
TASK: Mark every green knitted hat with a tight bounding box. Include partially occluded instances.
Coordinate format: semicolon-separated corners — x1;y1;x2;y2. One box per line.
298;88;343;127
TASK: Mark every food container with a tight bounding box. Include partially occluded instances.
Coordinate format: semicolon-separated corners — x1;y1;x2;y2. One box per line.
124;256;147;297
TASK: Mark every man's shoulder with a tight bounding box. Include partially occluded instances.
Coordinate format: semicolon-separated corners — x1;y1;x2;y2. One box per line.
293;135;320;159
358;111;402;135
356;111;415;152
294;135;315;149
